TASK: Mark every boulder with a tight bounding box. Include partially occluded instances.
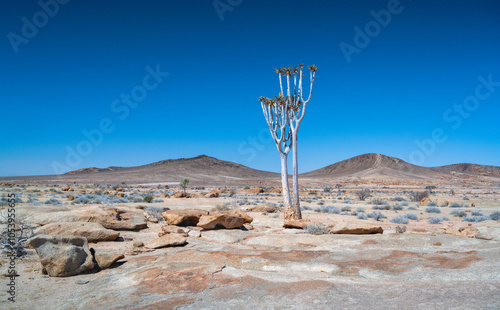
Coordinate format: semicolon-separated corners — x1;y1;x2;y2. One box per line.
205;191;219;198
160;193;170;198
187;193;199;198
93;251;125;269
61;187;71;191
145;233;187;249
330;221;383;234
197;213;246;229
28;235;94;277
171;192;188;198
475;222;500;241
242;188;264;194
161;209;209;226
117;192;125;198
283;219;309;229
34;222;120;243
269;188;282;194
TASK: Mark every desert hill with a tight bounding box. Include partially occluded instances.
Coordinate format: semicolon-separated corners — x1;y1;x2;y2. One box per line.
59;154;279;184
301;153;443;180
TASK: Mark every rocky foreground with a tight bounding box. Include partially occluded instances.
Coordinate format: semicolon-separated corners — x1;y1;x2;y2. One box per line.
1;201;500;310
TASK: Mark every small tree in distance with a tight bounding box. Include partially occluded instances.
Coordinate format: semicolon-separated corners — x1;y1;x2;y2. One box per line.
180;178;190;193
355;188;372;201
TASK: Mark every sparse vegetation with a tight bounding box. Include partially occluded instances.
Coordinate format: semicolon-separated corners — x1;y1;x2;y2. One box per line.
367;211;387;221
490;211;500;221
390;215;409;224
143;195;154;203
403;213;418;221
315;205;340;214
409;191;429;202
304;223;329;235
425;207;441;213
428;217;448;224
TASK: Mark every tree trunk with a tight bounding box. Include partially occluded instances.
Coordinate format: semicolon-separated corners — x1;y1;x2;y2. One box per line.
281;153;298;220
291;133;302;219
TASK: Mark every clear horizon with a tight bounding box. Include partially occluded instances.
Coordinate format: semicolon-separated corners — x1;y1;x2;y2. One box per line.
2;0;499;177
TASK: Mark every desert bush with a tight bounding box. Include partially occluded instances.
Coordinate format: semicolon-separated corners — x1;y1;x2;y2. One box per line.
317;201;325;206
449;203;462;208
342;200;353;204
463;216;491;223
450;210;467;218
409;191;429;202
390;215;409;225
428;217;448;224
471;210;483;216
243;186;250;190
392;204;403;211
304;223;329;235
357;213;368;220
393;197;407;202
111;197;129;203
308;191;318;195
354;188;372;201
427;201;438;207
323;187;332;193
301;206;313;211
315;205;340;214
0;224;35;257
490;211;500;221
372;199;388;206
340;212;350;215
367;211;387;221
373;205;391;210
153;198;164;203
408;206;417;210
403;213;418;221
425;207;441;214
341;206;352;212
143;195;154;203
400;201;409;206
356;207;365;213
44;198;62;205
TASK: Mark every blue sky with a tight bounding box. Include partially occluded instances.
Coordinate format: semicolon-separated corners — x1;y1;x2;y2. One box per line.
1;0;499;176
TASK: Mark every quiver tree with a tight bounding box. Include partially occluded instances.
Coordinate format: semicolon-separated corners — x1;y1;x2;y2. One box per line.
259;64;317;221
259;94;294;219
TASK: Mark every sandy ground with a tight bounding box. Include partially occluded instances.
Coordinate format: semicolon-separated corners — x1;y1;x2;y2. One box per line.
1;182;499;309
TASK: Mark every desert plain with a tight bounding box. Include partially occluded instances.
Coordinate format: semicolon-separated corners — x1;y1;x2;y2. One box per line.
1;153;499;309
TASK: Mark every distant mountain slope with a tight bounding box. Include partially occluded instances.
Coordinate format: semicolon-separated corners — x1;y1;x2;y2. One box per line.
432;163;500;177
61;155;279;183
301;153;443;180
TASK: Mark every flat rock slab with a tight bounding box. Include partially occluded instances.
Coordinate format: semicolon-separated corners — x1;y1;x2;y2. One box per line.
34;222;120;243
27;206;147;230
145;233;187;249
28;234;94;277
330;221;383;234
